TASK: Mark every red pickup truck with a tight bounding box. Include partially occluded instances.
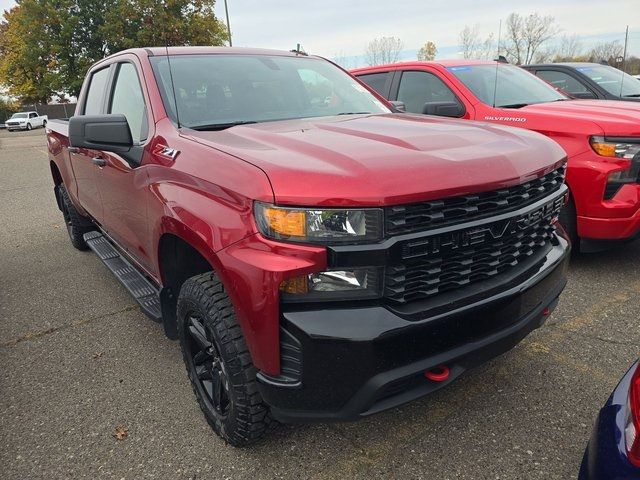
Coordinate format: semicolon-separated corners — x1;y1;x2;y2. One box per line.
47;47;569;445
352;61;640;252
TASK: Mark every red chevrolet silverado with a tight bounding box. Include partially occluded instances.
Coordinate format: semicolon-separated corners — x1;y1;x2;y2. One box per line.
46;47;570;445
352;61;640;252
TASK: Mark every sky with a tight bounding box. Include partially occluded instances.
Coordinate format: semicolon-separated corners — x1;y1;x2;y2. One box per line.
1;0;639;66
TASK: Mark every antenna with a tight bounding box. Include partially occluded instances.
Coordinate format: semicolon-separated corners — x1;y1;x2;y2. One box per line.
492;19;502;108
619;25;629;98
165;44;181;128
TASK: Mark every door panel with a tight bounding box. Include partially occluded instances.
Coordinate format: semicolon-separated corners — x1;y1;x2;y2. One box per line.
94;60;153;272
71;66;111;220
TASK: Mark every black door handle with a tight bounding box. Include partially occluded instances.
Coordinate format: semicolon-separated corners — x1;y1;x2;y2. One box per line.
92;157;107;167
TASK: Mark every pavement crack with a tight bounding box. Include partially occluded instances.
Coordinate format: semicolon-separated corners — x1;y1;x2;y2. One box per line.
0;304;138;348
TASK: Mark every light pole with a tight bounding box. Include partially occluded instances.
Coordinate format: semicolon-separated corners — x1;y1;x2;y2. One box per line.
224;0;232;46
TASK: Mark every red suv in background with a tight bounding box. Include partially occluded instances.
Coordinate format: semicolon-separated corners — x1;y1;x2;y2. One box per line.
352;61;640;251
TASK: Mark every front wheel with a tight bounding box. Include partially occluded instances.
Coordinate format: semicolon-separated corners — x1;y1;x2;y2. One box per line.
42;119;47;128
177;272;272;446
26;123;32;131
559;196;579;252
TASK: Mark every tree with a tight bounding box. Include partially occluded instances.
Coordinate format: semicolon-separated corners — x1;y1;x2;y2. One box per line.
459;25;494;60
0;1;61;103
417;41;437;61
553;35;583;61
0;0;229;101
588;41;624;64
365;36;404;66
503;12;559;65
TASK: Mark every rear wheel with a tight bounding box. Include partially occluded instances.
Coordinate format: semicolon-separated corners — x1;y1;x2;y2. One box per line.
59;185;92;250
177;272;272;446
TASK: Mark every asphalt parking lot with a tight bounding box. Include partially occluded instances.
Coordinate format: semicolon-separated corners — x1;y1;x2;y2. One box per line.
1;128;639;480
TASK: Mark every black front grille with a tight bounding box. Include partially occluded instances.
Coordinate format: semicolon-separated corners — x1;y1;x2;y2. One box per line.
385;166;566;236
384;190;565;305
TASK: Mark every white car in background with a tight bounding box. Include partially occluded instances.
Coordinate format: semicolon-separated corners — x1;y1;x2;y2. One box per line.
5;111;48;131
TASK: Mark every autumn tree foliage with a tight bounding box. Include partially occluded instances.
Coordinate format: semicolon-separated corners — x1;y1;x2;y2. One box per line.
0;0;228;102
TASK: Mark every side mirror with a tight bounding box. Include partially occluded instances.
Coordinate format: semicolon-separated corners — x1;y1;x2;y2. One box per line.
69;114;133;152
389;100;406;112
571;91;597;100
422;101;465;118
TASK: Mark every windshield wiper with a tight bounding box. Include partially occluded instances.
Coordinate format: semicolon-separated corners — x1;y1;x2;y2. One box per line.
623;94;640;98
189;120;258;131
499;103;529;109
336;112;371;115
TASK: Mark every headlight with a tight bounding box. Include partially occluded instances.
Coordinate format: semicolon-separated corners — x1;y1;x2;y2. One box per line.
280;267;382;302
590;136;640;198
254;202;383;244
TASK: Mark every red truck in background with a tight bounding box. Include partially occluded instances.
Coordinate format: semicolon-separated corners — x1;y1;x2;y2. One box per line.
46;47;570;445
352;61;640;252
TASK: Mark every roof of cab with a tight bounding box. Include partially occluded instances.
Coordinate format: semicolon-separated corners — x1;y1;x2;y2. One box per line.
91;46;314;70
351;59;498;73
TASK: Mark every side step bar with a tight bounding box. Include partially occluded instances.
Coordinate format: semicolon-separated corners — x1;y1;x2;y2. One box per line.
83;231;162;323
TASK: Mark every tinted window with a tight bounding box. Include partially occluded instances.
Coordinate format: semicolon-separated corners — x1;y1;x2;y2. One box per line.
448;64;567;107
109;63;147;143
536;70;589;95
84;67;110;115
29;112;37;118
358;72;389;96
397;71;458;114
150;54;390;129
575;65;640;97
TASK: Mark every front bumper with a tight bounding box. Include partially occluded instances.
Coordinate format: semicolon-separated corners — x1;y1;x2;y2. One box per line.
6;124;27;131
579;361;640;480
257;236;570;423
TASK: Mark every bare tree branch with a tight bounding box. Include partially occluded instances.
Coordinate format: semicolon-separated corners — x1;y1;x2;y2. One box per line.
365;36;404;66
459;24;494;60
504;13;558;65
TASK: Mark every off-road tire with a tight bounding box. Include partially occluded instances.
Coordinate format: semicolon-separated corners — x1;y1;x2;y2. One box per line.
559;195;579;252
177;272;273;446
59;185;92;250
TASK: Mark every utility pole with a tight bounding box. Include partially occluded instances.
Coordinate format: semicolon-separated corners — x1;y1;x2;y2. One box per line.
224;0;232;47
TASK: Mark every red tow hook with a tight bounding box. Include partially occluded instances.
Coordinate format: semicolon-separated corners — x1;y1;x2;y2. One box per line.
424;365;450;382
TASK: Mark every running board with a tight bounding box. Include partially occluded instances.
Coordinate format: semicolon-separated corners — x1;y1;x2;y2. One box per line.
83;231;162;323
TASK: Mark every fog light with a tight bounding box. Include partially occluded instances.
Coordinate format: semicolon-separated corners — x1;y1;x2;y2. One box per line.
280;268;382;302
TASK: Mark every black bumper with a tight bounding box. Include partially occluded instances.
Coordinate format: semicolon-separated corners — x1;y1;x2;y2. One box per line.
257;236;570;423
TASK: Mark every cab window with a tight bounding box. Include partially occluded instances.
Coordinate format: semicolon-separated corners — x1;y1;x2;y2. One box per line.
397;71;461;115
358;72;390;96
84;67;110;115
536;70;590;95
109;63;148;143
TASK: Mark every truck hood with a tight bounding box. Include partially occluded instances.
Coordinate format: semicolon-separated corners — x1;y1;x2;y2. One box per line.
185;113;566;206
520;100;640;137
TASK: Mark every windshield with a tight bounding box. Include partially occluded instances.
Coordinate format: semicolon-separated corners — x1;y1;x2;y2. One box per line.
150;54;390;129
575;65;640;97
447;64;567;108
10;113;27;119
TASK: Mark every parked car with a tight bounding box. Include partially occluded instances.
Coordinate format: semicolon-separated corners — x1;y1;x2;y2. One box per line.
5;111;48;131
0;121;5;129
579;359;640;479
522;63;640;103
47;47;570;445
352;60;640;252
